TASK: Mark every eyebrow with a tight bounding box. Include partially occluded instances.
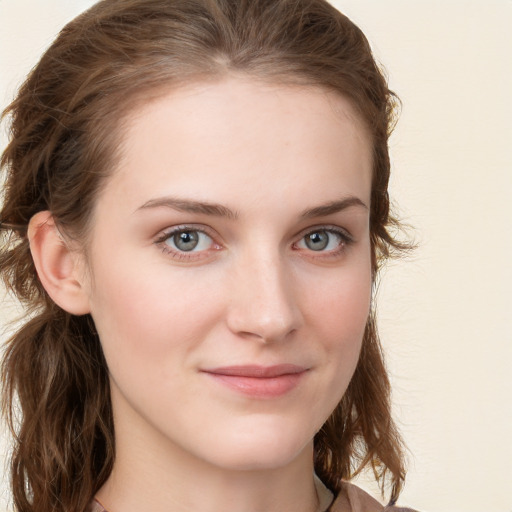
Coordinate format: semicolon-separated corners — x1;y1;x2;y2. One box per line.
136;195;367;220
137;197;239;220
300;196;368;219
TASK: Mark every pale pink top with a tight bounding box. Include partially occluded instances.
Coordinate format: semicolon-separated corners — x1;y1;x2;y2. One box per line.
88;479;418;512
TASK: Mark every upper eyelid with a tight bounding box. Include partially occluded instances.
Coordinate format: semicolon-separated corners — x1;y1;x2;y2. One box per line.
295;224;354;241
154;225;219;260
154;224;217;242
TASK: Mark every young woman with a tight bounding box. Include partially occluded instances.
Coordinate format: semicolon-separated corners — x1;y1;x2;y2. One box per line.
0;1;415;511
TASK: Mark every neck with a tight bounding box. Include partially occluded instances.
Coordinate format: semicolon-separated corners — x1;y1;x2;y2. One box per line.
97;402;320;512
98;444;319;512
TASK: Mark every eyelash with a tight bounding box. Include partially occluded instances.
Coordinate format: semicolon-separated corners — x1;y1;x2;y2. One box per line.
154;224;220;261
293;225;354;258
154;224;354;262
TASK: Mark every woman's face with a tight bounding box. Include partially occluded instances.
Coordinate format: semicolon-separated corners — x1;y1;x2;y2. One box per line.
81;77;373;472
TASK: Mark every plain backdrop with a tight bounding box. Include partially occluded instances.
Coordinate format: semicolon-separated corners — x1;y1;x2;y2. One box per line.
1;1;511;511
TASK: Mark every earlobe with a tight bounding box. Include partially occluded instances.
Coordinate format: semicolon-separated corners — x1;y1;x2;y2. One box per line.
28;211;91;315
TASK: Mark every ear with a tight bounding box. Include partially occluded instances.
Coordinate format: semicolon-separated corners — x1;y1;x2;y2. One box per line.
28;211;91;315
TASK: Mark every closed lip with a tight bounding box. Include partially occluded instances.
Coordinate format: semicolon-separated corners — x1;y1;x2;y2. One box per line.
201;364;308;378
200;364;308;398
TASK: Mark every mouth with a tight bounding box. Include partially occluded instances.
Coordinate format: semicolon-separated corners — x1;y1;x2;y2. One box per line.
200;364;308;398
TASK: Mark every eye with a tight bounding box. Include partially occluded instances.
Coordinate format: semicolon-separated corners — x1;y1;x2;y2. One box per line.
295;227;352;254
165;229;213;252
155;226;220;259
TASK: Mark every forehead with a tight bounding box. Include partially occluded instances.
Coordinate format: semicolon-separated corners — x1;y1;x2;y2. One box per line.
99;77;372;214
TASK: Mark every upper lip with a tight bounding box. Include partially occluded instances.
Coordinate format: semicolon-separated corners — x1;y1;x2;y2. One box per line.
202;364;307;378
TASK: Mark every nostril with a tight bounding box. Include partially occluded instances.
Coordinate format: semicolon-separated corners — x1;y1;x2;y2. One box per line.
226;297;302;343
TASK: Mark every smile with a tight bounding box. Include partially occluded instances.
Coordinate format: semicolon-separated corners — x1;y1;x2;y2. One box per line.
201;364;308;398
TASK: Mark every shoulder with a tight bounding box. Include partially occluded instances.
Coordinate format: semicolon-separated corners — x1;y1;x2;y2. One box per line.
87;500;107;512
329;481;419;512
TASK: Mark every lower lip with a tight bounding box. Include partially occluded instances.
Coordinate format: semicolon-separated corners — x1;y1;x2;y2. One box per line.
204;372;306;398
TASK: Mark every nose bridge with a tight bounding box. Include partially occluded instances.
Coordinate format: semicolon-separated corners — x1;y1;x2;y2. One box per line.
227;243;302;342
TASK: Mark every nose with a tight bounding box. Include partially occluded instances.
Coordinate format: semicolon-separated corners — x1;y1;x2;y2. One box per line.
225;248;303;343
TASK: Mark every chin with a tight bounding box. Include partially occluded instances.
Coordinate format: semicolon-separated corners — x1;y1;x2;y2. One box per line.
199;426;313;472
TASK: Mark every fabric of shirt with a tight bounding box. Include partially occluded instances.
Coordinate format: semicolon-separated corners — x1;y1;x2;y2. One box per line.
88;479;418;512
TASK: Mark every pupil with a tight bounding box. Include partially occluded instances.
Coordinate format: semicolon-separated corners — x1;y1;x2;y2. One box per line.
174;231;199;251
306;231;329;251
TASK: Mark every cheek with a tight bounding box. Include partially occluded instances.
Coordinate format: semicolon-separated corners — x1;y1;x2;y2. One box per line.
305;261;372;342
297;258;372;432
303;255;372;390
86;257;223;372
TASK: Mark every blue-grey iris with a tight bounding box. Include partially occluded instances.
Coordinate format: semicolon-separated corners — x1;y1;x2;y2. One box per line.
305;231;329;251
174;231;199;251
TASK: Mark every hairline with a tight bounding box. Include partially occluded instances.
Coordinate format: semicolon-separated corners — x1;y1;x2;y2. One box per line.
76;69;373;247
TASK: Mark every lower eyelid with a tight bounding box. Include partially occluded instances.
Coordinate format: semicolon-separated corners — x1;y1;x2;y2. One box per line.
154;226;219;256
296;228;352;247
170;230;212;251
154;225;353;261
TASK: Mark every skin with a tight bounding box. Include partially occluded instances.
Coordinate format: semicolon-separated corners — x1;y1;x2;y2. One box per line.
74;77;373;512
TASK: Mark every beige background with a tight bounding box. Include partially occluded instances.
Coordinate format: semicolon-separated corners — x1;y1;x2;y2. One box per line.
1;1;511;511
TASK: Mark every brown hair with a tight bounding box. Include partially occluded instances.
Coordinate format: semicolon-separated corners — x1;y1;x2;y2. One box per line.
0;1;408;510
